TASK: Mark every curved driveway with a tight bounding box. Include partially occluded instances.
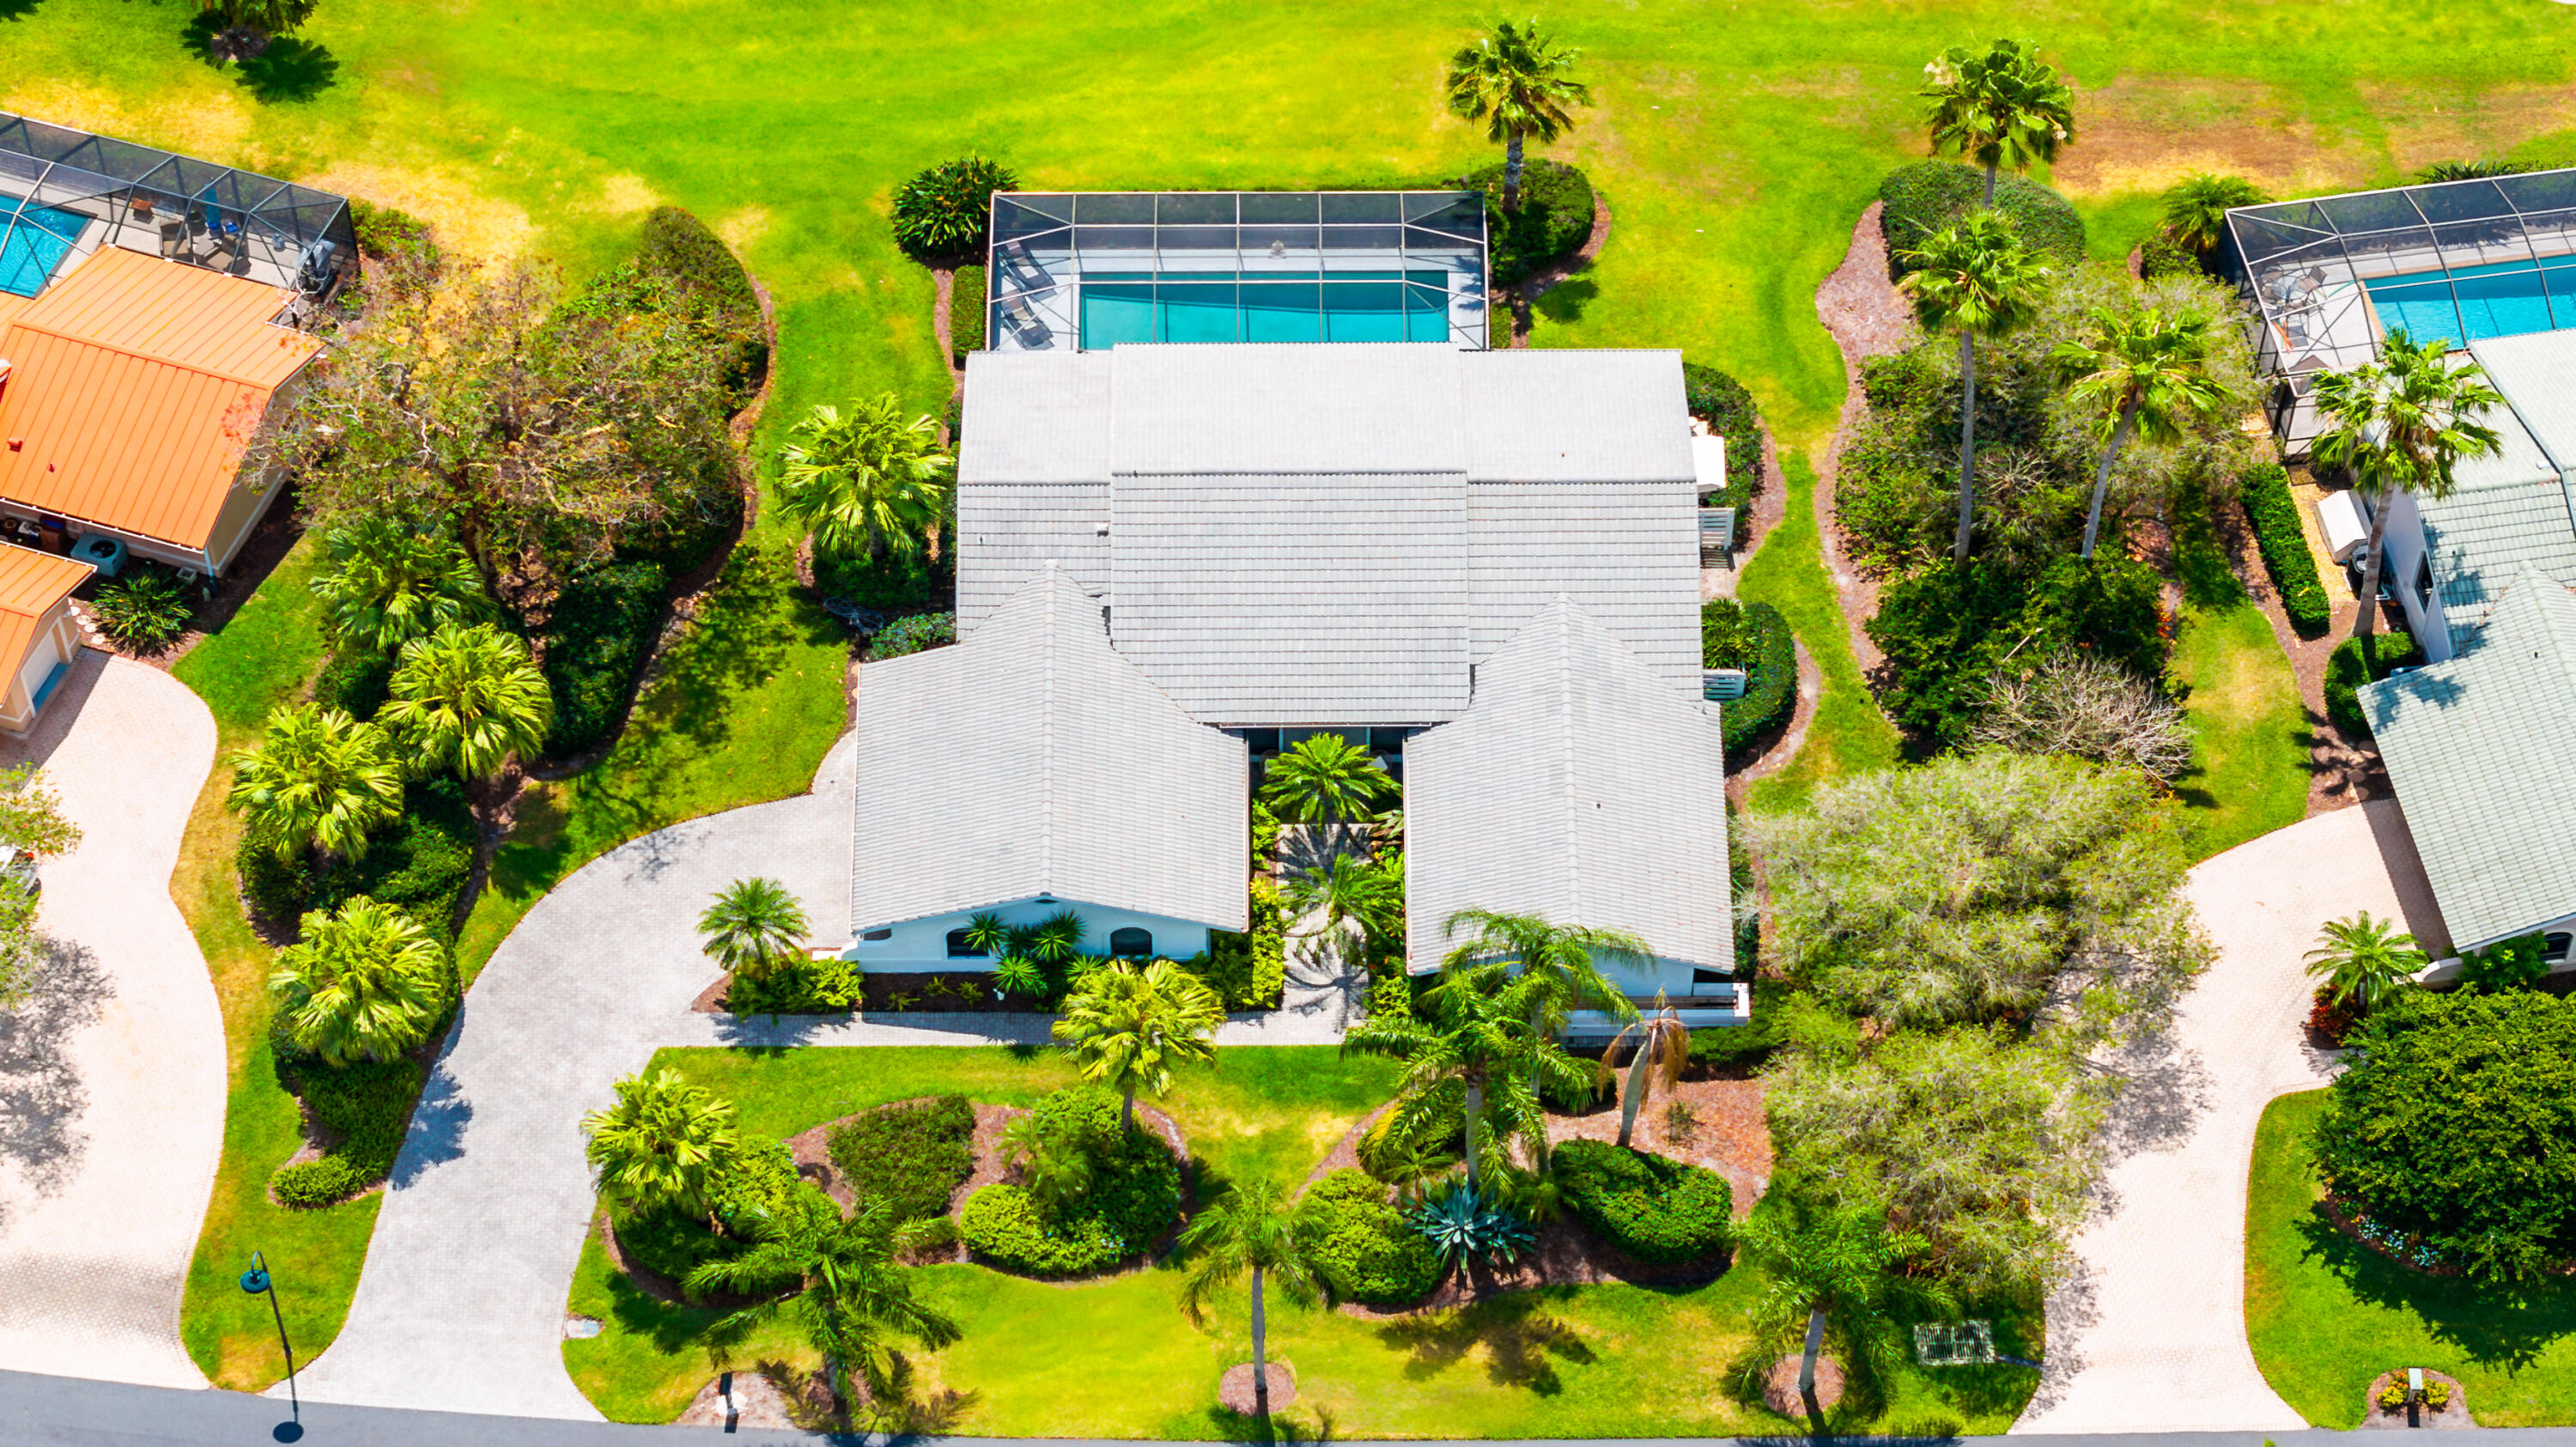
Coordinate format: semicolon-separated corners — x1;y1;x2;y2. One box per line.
0;652;224;1389
2013;799;2448;1433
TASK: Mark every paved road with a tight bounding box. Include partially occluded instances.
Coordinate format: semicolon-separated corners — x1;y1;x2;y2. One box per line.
0;653;223;1390
2013;799;2448;1434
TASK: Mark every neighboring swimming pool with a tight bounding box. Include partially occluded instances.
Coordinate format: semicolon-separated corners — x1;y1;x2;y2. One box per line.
0;193;86;297
1077;270;1456;348
2364;258;2576;345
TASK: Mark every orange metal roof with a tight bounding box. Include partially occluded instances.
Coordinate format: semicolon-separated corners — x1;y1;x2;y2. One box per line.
0;544;90;689
0;247;322;550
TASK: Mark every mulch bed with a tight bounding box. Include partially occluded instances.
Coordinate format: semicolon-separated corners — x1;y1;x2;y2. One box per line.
1546;1075;1771;1217
1811;200;1919;680
2360;1370;2475;1431
1763;1353;1846;1417
1218;1362;1297;1414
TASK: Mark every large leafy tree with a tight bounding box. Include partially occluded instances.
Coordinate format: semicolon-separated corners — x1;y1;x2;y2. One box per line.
310;517;489;656
377;623;554;782
2051;306;2233;558
1344;962;1584;1192
2304;911;2427;1013
778;397;954;562
1898;212;2051;562
269;897;450;1065
226;703;404;865
1920;38;2076;206
1443;19;1592;213
1259;733;1396;854
2312;333;2506;641
1054;960;1224;1134
0;763;77;1008
1177;1180;1334;1422
685;1196;963;1408
2160;173;2269;256
699;877;810;983
582;1069;741;1222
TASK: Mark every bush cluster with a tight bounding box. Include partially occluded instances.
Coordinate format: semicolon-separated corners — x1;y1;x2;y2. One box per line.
1306;1169;1444;1306
611;1134;806;1290
2239;464;2332;636
813;535;952;617
826;1095;975;1222
870;611;956;660
959;1086;1183;1275
1840;348;2081;577
347;198;440;268
953;264;988;358
1868;555;2172;748
1680;363;1765;510
563;206;769;410
2137;230;2200;281
1879;161;2086;278
310;646;394;721
1197;877;1288;1010
893;156;1017;259
241;776;477;941
1550;1140;1734;1266
1461;160;1595;288
2324;629;2422;739
536;560;668;757
1702;599;1795;756
720;955;862;1015
268;1056;427;1208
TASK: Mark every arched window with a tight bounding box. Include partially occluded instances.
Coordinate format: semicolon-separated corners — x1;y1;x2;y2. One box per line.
946;929;987;958
1109;927;1152;958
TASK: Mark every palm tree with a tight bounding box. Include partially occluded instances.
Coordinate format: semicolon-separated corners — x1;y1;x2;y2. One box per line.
1920;39;2076;205
377;623;554;782
2160;173;2269;256
699;878;810;982
269;897;450;1065
197;0;317;57
961;911;1012;955
1285;851;1401;976
1442;908;1644;1128
1897;212;2052;562
1443;19;1593;213
227;703;404;866
583;1069;741;1222
1601;995;1689;1148
997;1108;1097;1210
779;397;954;562
1344;962;1584;1193
1178;1180;1334;1422
2304;911;2427;1012
1738;1194;1947;1426
685;1197;963;1411
1054;959;1224;1134
2050;307;2233;558
1260;733;1396;855
310;517;489;656
2312;333;2506;641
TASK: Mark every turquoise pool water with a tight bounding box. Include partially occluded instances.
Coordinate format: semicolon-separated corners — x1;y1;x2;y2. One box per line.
2364;258;2576;345
0;193;85;297
1078;270;1455;348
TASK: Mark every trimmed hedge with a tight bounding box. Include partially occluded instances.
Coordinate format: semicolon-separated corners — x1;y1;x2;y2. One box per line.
1460;160;1596;288
1307;1168;1445;1306
959;1086;1183;1275
1702;599;1795;756
269;1057;426;1208
1680;363;1765;511
953;264;987;357
1551;1140;1733;1266
536;560;667;757
1196;877;1287;1010
826;1094;975;1222
2324;629;2422;738
241;775;478;941
635;205;769;408
1880;161;2085;278
2240;464;2333;637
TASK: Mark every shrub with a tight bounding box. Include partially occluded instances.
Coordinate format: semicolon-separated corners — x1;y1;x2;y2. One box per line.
1868;554;2171;748
242;775;479;940
815;545;948;617
721;954;862;1015
1680;363;1765;509
2458;932;2550;994
559;206;769;411
2307;986;2364;1046
825;1095;975;1222
960;1086;1182;1274
2324;629;2422;739
1460;159;1595;288
1551;1140;1734;1266
1197;877;1288;1010
870;611;955;660
2315;990;2576;1283
1702;599;1795;756
611;1204;737;1285
2239;464;2331;637
347;197;440;268
267;1056;425;1208
1880;161;2085;278
312;647;394;721
893;156;1017;259
953;265;987;358
535;561;667;757
608;1134;804;1292
92;571;193;652
1308;1168;1446;1306
2137;230;2199;281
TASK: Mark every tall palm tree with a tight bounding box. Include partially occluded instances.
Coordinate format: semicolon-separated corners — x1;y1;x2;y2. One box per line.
1920;39;2076;205
1054;959;1224;1134
1260;733;1396;856
1601;995;1690;1148
2304;911;2427;1012
779;396;954;562
1738;1195;1946;1426
699;877;811;982
269;897;450;1065
2050;307;2233;558
2160;173;2269;256
1442;908;1644;1128
378;623;554;782
1344;962;1584;1193
310;517;489;656
1178;1180;1334;1423
227;703;404;865
2312;333;2506;641
1897;212;2052;562
685;1197;963;1411
1444;19;1593;213
582;1068;741;1223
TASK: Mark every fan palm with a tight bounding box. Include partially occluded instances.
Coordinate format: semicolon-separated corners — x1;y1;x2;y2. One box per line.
1738;1193;1948;1426
378;623;554;782
698;877;810;982
2050;307;2233;558
1443;19;1593;213
1054;959;1224;1134
309;517;489;656
1897;211;2052;562
582;1068;740;1222
1601;994;1691;1148
779;397;954;562
1260;733;1396;854
2160;173;2269;255
684;1196;963;1409
1442;908;1644;1135
2304;911;2427;1012
1920;39;2076;205
2312;333;2506;641
269;897;450;1065
1344;962;1585;1192
227;703;404;865
1177;1180;1334;1422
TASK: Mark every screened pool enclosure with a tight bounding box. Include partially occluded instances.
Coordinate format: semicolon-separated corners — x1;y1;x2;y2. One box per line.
0;111;355;301
2226;168;2576;447
985;192;1490;351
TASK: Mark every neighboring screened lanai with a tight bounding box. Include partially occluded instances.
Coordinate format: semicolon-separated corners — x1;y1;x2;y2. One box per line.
2224;167;2576;448
985;192;1490;352
0;111;355;301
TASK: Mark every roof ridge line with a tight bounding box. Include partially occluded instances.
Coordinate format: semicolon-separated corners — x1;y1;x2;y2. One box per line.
1555;598;1581;924
1040;562;1060;895
0;313;309;392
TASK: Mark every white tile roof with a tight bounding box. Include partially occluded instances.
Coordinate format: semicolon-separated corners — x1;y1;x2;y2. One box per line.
849;568;1249;933
1404;597;1733;985
955;481;1109;631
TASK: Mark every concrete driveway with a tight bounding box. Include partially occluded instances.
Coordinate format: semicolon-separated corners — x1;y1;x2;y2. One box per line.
2013;799;2448;1433
0;651;223;1389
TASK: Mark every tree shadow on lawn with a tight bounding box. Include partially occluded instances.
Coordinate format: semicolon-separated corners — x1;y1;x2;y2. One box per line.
603;1263;729;1358
178;15;341;102
1372;1286;1599;1393
2293;1207;2576;1370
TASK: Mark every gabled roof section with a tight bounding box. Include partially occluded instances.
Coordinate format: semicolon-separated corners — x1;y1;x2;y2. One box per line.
2365;563;2576;949
1404;597;1732;983
849;567;1249;934
13;247;319;386
0;544;88;689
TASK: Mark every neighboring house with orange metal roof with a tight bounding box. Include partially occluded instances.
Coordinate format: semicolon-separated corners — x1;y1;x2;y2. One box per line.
0;246;323;575
0;544;94;733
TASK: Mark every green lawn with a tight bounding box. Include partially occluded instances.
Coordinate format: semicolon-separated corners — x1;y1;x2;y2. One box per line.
2247;1091;2576;1428
2171;599;2311;861
1740;451;1902;812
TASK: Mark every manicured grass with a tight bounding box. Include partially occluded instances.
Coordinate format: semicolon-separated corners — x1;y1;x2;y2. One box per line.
1740;450;1901;811
2246;1090;2576;1428
2171;598;2311;861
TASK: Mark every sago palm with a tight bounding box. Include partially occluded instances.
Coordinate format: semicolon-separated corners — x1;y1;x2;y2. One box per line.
779;397;954;562
1443;19;1592;213
1344;962;1584;1193
1178;1180;1334;1422
310;517;489;656
2312;333;2505;641
2051;307;2233;558
1260;733;1396;854
685;1197;963;1409
1921;38;2076;205
1601;994;1691;1148
378;623;555;781
582;1068;741;1221
698;877;810;982
2160;173;2268;256
227;703;404;864
2304;911;2427;1012
269;896;450;1065
1286;851;1402;976
1898;212;2052;562
1054;960;1224;1134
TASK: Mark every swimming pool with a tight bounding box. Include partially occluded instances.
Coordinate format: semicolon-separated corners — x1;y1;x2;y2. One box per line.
0;194;86;297
2363;258;2576;345
1077;270;1456;348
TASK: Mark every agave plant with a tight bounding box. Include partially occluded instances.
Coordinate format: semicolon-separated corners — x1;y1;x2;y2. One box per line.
1407;1176;1534;1270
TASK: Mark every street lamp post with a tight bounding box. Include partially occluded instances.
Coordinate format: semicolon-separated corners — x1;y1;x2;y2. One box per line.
239;1250;301;1434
